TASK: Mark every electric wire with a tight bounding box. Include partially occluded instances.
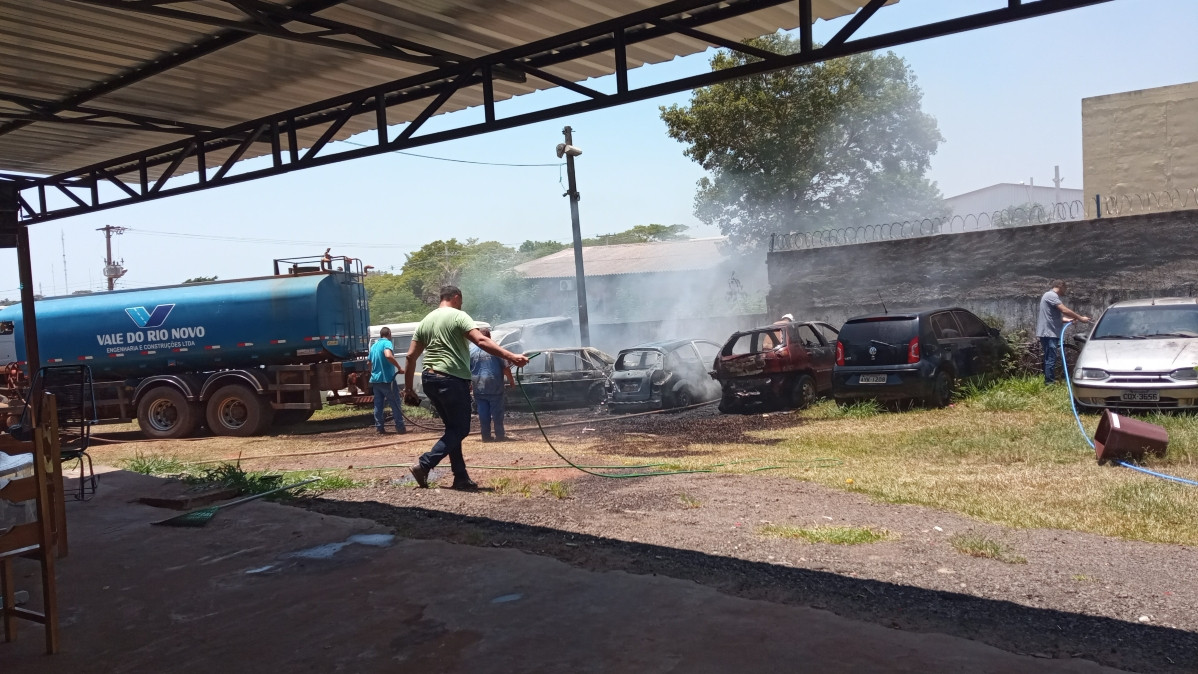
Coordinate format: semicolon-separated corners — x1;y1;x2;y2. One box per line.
1059;323;1196;487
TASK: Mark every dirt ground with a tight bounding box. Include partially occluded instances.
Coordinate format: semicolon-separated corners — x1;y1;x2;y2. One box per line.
88;405;1198;673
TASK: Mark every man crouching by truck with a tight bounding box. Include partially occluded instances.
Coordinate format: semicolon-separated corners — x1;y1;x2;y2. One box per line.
404;286;528;490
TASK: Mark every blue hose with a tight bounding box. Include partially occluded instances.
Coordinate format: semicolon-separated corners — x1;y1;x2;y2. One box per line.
1059;323;1196;487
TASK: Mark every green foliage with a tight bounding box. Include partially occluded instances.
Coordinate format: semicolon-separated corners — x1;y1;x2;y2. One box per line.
757;524;894;545
582;224;689;245
948;532;1027;564
363;272;428;324
120;453;187;476
182;276;218;284
518;239;569;256
660;35;946;247
183;463;284;495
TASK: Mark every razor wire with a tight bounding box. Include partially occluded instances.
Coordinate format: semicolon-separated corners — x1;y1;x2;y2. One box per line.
771;187;1198;252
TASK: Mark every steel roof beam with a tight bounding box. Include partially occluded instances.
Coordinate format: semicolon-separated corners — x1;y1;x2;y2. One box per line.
71;0;472;70
0;92;220;135
18;0;1116;223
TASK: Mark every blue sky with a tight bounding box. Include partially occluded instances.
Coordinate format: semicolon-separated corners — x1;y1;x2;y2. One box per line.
3;0;1196;298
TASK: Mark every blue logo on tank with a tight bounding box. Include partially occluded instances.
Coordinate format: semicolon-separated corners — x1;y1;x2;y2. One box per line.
126;304;175;329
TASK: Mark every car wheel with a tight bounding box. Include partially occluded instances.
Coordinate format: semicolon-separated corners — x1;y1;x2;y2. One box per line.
587;384;607;406
206;384;274;437
925;370;954;409
673;388;693;409
137;387;200;439
789;374;817;410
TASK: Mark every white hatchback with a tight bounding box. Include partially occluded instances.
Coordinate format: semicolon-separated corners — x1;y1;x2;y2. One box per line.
1071;297;1198;410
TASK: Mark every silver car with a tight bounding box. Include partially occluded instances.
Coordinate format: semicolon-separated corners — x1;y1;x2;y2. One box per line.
1071;297;1198;410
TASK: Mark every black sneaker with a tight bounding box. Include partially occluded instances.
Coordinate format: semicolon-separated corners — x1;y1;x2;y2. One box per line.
395;427;407;435
450;478;479;491
480;436;494;443
409;464;430;488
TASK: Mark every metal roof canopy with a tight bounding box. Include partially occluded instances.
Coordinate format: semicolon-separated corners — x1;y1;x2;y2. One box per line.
0;0;1115;228
0;0;1115;373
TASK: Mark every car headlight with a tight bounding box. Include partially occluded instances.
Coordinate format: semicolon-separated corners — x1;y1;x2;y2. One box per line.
1077;368;1110;381
1169;368;1198;381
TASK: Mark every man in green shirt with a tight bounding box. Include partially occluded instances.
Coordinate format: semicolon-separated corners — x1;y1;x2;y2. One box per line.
405;285;528;490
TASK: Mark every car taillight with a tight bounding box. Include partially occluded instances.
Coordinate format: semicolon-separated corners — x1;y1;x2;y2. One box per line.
907;337;920;364
836;341;845;366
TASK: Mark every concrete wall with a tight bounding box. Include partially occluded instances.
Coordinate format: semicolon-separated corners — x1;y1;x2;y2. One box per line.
1083;81;1198;207
767;209;1198;335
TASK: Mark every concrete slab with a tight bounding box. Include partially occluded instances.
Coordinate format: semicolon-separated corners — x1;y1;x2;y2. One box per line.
4;470;1123;673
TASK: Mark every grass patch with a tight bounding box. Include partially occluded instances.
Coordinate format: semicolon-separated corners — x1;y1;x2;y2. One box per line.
827;400;883;419
184;463;284;495
543;481;571;499
757;524;894;545
948;532;1027;564
668;379;1198;546
677;493;702;509
119;452;187;476
489;477;532;497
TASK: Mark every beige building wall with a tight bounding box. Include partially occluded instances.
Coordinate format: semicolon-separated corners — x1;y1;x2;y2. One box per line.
1082;81;1198;214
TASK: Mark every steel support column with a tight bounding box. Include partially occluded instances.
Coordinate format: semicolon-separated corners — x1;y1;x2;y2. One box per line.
0;181;39;373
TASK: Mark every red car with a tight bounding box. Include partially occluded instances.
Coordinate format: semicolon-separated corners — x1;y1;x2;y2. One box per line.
712;321;840;413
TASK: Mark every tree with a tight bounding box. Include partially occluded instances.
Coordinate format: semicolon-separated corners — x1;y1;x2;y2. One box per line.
582;224;689;245
660;35;947;247
182;275;218;284
363;273;427;324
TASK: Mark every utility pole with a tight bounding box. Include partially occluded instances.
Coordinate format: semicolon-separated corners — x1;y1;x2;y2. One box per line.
98;225;127;290
1053;165;1062;212
558;126;590;347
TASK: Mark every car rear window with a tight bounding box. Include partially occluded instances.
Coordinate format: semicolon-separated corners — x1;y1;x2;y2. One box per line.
616;350;663;371
838;317;918;366
1092;305;1198;339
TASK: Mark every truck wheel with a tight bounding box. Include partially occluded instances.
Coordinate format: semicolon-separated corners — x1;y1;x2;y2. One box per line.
207;384;274;437
789;374;817;410
137;387;200;439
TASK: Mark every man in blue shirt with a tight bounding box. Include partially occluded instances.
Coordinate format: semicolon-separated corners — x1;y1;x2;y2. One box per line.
1035;280;1090;384
368;326;406;434
470;327;516;441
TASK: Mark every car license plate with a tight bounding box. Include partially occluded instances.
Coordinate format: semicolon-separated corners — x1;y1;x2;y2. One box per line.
1121;391;1160;402
858;374;887;384
620;382;641;393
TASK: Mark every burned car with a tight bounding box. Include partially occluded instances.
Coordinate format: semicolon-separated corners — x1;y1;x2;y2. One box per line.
1071;297;1198;410
607;339;722;412
505;347;614;410
713;321;839;413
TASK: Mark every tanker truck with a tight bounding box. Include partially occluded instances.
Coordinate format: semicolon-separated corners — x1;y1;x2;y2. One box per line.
0;255;369;439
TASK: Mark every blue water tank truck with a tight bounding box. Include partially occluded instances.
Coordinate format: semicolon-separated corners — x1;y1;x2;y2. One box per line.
0;255;370;439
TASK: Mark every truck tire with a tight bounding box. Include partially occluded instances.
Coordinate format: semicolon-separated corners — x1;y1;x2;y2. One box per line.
137;387;200;439
206;384;274;437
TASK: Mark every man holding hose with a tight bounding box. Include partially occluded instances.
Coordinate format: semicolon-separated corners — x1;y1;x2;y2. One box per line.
404;285;528;490
1036;279;1090;384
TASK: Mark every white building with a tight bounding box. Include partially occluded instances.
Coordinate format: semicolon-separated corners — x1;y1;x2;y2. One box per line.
944;183;1084;222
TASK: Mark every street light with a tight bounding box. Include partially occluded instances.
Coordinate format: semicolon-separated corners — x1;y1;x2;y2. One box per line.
559;126;590;347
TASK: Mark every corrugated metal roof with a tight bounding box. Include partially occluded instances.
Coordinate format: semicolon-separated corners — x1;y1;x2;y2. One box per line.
513;236;727;278
1;0;882;178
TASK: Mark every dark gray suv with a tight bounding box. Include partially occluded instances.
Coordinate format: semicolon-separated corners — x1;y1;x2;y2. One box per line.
832;308;1006;408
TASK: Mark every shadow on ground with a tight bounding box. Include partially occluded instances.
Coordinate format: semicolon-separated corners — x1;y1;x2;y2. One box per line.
309;496;1197;674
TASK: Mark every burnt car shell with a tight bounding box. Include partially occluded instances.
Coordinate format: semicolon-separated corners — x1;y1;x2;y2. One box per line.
608;339;722;413
713;321;839;412
506;347;614;410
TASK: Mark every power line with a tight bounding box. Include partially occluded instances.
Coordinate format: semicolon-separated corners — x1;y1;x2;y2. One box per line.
341;139;562;168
